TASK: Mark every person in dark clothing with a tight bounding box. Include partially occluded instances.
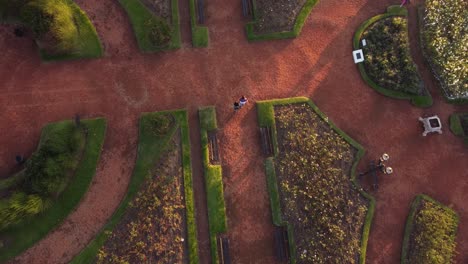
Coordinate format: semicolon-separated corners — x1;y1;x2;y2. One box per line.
233;101;240;111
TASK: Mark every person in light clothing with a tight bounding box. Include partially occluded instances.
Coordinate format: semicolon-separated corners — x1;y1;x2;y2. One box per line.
239;96;248;108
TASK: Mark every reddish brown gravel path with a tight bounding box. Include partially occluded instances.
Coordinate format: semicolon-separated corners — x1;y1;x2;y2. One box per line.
1;0;467;263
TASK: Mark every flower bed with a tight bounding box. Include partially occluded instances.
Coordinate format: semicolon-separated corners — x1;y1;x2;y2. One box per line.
245;0;319;41
401;194;459;264
353;6;432;107
420;0;468;101
71;111;199;264
257;97;375;264
97;132;187;263
362;17;422;95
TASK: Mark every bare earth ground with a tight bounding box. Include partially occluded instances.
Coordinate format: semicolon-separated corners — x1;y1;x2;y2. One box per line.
0;0;467;263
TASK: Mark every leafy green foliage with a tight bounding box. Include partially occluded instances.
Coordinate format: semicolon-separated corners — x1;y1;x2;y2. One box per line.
142;113;173;135
0;193;49;230
422;0;467;99
20;0;80;54
145;16;171;48
118;0;180;52
0;122;84;231
408;200;458;264
275;104;368;263
362;17;422;95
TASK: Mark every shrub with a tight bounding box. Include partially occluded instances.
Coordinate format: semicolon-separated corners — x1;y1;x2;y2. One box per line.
143;113;173;135
22;124;82;197
145;17;171;48
362;16;423;95
0;192;49;230
422;0;467;99
20;0;80;54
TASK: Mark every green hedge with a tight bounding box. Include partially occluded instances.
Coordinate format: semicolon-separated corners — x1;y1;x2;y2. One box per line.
0;118;106;262
118;0;181;52
71;110;199;264
257;97;375;264
401;194;459;264
353;6;432;108
198;106;228;264
449;113;468;146
245;0;319;41
188;0;208;47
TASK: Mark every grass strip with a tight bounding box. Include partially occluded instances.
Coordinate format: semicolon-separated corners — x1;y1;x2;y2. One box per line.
353;5;432;108
173;110;200;264
118;0;181;52
401;194;459;264
0;118;107;262
245;0;319;41
188;0;208;47
198;106;228;264
256;97;375;264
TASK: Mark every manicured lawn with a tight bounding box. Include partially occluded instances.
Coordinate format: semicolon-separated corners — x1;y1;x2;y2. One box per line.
257;97;375;264
71;110;199;264
0;118;106;262
354;6;432;107
401;194;459;264
198;106;228;264
118;0;181;52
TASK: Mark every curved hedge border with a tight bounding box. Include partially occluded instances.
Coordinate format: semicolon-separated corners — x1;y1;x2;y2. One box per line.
245;0;319;42
0;118;107;262
188;0;208;47
71;110;199;264
353;6;432;108
257;97;375;264
401;194;459;264
118;0;181;52
198;106;228;264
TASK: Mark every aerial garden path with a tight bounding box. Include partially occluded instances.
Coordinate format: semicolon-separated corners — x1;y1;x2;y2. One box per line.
0;0;467;263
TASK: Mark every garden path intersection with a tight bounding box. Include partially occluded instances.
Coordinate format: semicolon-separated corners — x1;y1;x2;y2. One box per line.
1;0;467;263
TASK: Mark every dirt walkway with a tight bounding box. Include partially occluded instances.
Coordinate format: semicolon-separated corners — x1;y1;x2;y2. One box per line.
1;0;467;263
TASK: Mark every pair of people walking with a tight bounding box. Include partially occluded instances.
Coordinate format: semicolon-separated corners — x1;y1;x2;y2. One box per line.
233;96;248;111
